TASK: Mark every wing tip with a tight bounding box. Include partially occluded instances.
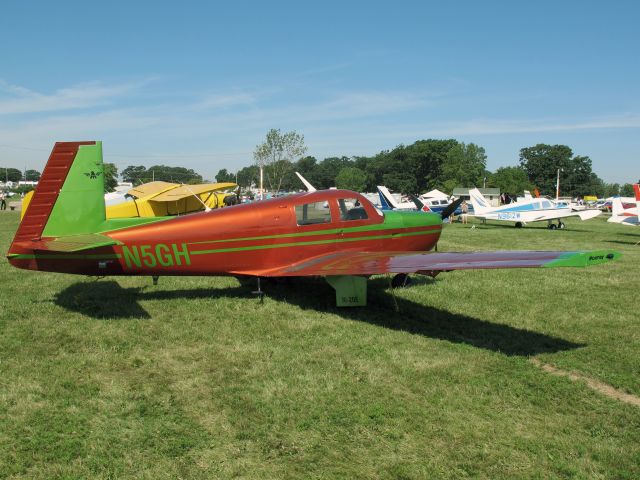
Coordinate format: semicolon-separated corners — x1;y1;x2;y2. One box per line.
543;250;622;268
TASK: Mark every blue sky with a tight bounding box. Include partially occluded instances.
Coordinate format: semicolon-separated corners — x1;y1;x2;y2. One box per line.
0;1;638;183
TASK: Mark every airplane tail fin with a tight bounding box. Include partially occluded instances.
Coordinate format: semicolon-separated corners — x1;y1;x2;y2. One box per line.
634;184;640;209
295;172;316;192
611;197;625;216
468;188;490;215
10;142;106;250
377;186;399;210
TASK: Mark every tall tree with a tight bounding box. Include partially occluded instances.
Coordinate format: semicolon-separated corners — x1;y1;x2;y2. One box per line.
121;165;148;184
254;129;307;193
294;156;321;188
1;167;22;183
147;165;203;184
24;169;41;181
620;183;635;197
103;163;119;193
335;167;367;192
519;144;573;195
215;168;234;183
236;165;259;189
315;156;353;189
382;172;417;194
489;166;533;195
440;142;487;192
602;183;620;197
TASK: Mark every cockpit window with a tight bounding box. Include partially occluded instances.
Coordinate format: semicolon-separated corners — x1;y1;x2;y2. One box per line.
338;198;369;221
295;202;331;226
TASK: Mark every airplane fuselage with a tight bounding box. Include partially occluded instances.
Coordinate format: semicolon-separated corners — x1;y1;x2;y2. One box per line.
8;190;443;277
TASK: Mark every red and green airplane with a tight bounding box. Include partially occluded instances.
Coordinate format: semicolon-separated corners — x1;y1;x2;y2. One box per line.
7;142;621;306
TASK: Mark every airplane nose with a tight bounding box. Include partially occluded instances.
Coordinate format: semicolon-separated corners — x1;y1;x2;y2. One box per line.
399;210;442;229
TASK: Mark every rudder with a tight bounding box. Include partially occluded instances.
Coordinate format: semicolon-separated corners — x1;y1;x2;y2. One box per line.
11;141;105;247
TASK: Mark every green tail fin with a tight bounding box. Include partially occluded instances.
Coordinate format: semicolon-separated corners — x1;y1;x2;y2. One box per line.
42;142;106;237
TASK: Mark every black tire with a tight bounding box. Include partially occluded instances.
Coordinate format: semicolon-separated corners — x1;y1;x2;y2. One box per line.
391;273;411;288
559;222;565;229
549;224;557;230
515;222;523;228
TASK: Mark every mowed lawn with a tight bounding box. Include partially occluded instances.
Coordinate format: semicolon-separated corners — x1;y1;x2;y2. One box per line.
0;210;639;479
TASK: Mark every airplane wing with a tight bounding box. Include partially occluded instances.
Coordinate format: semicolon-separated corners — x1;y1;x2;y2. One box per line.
248;249;620;277
127;181;176;199
151;183;237;202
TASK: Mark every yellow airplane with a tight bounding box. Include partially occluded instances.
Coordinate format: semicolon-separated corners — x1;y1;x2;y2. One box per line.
22;181;239;220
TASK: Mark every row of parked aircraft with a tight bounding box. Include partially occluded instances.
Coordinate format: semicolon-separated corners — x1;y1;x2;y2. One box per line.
7;142;621;307
301;172;637;231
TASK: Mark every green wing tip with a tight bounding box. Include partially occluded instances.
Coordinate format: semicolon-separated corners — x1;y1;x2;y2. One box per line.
544;250;622;268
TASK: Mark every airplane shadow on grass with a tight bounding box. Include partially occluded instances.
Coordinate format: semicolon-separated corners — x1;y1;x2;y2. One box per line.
55;278;583;357
606;240;640;246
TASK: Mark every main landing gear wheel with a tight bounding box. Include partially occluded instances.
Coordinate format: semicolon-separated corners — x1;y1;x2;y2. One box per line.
515;222;523;228
548;223;557;230
391;273;412;288
558;221;565;229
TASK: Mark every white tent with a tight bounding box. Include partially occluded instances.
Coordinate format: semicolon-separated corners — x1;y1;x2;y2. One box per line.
420;189;449;200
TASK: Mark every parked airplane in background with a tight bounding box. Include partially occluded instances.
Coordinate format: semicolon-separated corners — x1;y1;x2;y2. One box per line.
7;142;620;307
608;184;640;227
295;172;316;192
377;186;430;212
468;188;602;229
418;189;452;214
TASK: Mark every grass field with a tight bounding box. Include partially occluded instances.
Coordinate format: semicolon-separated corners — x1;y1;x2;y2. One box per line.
1;210;639;479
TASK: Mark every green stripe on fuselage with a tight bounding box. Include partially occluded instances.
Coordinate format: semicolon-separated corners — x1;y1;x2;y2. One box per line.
191;227;440;255
187;210;442;246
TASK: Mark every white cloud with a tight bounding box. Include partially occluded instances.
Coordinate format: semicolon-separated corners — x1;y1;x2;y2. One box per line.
0;79;150;115
1;76;639;183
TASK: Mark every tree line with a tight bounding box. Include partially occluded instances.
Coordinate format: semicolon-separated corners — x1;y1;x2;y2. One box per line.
2;135;637;198
215;132;637;198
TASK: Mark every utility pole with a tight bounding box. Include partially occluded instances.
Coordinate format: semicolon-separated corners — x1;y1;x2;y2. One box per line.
259;161;264;200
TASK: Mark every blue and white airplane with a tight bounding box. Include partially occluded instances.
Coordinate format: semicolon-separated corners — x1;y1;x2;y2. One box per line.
468;188;601;229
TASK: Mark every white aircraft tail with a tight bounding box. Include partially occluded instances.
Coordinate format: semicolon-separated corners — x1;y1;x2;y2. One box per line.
295;172;316;192
468;188;490;215
608;197;626;224
377;185;400;210
611;197;625;216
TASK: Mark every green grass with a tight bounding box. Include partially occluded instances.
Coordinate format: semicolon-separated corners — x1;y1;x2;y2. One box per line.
1;210;639;479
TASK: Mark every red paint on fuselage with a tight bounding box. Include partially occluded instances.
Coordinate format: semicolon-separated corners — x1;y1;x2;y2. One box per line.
9;190;442;277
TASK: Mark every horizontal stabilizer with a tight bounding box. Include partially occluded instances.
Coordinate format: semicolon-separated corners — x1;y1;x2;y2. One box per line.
30;233;121;252
577;209;602;221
